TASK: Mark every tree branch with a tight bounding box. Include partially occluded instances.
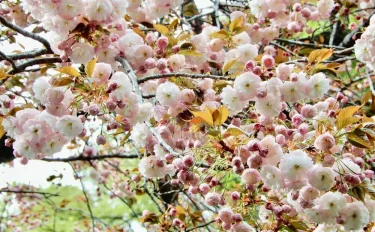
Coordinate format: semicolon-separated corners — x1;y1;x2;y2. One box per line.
276;38;345;49
0;49;51;61
0;15;52;52
42;154;139;162
0;189;59;197
8;57;62;75
137;72;228;84
339;11;375;47
0;51;17;70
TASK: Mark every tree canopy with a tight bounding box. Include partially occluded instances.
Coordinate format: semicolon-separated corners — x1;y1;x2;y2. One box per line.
1;0;375;231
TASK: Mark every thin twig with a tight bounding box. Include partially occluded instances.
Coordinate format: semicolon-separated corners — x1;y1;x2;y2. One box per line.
269;41;297;57
186;220;216;232
71;165;95;231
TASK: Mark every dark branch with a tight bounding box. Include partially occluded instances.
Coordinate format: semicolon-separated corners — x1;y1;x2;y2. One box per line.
0;49;51;61
339;11;375;47
8;57;62;75
42;154;139;162
0;51;17;70
0;15;52;52
137;72;229;84
0;189;59;197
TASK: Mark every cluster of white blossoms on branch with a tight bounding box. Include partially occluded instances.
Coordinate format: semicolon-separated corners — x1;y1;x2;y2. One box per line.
2;0;375;231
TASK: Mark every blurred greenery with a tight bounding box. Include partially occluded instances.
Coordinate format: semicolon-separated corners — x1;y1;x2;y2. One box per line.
0;159;158;231
1;183;158;231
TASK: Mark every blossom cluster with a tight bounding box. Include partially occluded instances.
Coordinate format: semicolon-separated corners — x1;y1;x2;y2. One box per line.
2;0;375;231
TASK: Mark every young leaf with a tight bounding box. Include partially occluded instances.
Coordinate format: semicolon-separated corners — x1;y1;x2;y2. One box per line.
52;77;75;87
153;24;170;36
308;48;333;64
229;17;244;32
213;105;229;126
347;132;372;149
223;127;245;138
0;68;11;80
336;117;360;130
222;59;237;74
210;30;229;39
190;106;214;127
168;18;179;31
85;58;97;77
336;106;361;130
58;66;80;77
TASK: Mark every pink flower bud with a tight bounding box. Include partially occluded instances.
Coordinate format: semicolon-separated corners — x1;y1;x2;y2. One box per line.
156;59;167;70
189;186;198;194
248;140;260;151
245;60;255;71
262;55;275;68
365;170;374;179
209;38;224;52
96;135;106;145
247;155;262;168
157;36;169;50
276;134;286;145
231;191;240;201
172;218;181;226
46;88;64;104
314;132;335;152
183;155;194;167
145;32;156;44
253;66;262;75
292;114;304;127
156;159;164;168
89;105;100;116
293;3;302;12
144;58;156;69
131;174;141;183
172;45;180;54
181;89;195;104
338;183;349;194
241;168;260;185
